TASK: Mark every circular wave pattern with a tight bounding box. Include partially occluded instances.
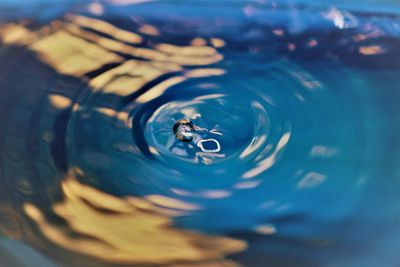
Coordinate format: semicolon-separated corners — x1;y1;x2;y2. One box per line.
0;1;399;267
69;58;361;233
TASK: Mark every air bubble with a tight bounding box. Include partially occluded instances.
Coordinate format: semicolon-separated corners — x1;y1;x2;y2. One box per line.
173;119;195;142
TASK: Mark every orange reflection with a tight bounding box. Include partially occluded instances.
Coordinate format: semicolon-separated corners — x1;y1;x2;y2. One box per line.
359;45;386;55
191;37;207;46
138;24;160;36
24;169;246;265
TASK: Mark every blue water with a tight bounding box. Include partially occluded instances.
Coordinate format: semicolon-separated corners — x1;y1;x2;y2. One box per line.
0;1;399;267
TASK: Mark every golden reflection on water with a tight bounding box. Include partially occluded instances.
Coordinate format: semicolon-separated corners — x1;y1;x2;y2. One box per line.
65;14;143;44
23;169;246;266
48;94;73;109
32;30;124;76
0;14;246;266
210;38;226;48
136;68;225;103
0;15;223;81
358;45;386;55
0;15;224;104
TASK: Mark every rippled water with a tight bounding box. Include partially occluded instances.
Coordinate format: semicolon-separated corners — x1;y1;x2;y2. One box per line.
0;1;399;267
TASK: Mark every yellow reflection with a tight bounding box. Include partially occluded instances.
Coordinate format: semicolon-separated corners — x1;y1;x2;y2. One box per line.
95;107;130;127
31;30;123;76
89;59;181;96
156;43;217;57
136;68;225;104
136;76;186;103
23;170;246;265
0;24;36;45
48;94;72;109
210;38;226;48
66;15;143;44
185;68;226;78
1;19;225;101
64;23;222;66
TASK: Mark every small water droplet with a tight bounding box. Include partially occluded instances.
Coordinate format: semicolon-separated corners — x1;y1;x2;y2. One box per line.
173;119;195;142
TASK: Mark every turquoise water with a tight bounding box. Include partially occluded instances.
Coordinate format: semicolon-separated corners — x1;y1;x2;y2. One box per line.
0;1;399;266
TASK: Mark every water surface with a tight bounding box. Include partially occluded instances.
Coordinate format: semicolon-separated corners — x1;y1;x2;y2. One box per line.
0;1;399;266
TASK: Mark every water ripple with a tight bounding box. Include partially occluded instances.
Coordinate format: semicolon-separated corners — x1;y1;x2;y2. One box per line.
0;1;399;267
